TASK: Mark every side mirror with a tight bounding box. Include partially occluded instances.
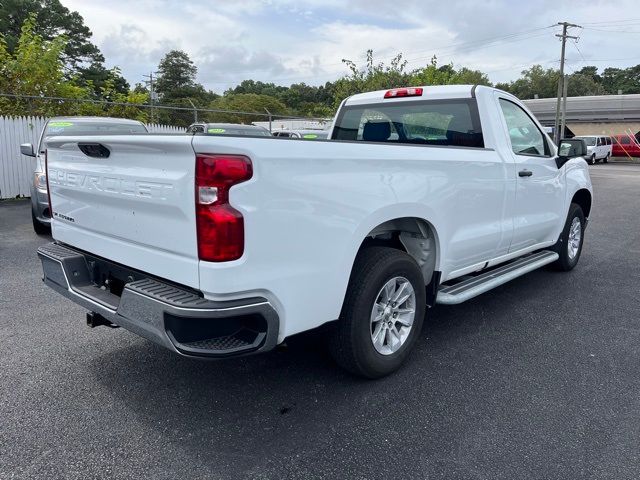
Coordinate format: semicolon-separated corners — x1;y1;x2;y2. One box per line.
20;143;35;157
556;138;587;168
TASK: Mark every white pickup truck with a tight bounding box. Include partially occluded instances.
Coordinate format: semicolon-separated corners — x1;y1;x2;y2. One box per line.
38;85;592;378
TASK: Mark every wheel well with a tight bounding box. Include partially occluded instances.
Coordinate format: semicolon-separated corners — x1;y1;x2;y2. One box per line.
359;217;438;284
572;189;592;218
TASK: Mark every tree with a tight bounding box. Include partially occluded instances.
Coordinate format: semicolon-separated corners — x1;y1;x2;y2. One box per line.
566;73;605;97
207;94;289;124
497;65;560;99
0;14;88;116
0;0;102;70
332;50;413;107
79;63;130;96
0;14;148;119
601;65;640;94
575;66;601;84
156;50;198;98
412;56;491;87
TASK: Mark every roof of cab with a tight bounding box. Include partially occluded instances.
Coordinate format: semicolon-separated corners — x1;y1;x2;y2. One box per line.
343;85;481;106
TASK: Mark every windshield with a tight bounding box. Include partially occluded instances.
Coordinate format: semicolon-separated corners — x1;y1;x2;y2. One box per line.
300;132;328;139
40;120;147;152
577;137;596;146
204;126;271;137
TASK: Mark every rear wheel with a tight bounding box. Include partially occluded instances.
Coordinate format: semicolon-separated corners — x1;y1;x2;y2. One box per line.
32;209;50;235
329;247;426;378
603;153;610;164
552;203;585;271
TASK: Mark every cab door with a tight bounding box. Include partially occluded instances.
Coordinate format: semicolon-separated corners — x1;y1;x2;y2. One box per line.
496;95;566;251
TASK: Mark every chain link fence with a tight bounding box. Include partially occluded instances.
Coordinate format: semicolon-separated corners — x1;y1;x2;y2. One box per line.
0;93;332;130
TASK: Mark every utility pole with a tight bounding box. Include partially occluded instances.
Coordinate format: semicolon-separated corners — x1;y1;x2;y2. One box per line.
264;107;272;132
553;22;580;144
560;74;569;140
142;72;159;124
187;99;198;123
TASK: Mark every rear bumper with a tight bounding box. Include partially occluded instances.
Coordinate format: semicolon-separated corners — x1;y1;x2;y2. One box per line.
37;242;280;358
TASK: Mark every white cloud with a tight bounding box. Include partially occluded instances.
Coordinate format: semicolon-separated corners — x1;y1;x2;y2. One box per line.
60;0;640;92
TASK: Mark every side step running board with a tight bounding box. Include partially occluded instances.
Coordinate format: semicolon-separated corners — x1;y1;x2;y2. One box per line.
436;250;559;305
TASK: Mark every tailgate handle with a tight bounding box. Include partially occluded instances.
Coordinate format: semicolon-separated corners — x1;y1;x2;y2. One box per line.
78;143;110;158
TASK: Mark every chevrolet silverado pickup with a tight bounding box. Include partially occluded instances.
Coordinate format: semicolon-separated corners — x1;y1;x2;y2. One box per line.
38;85;592;378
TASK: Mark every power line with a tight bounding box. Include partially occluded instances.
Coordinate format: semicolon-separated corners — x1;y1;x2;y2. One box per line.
571;40;587;63
581;18;640;25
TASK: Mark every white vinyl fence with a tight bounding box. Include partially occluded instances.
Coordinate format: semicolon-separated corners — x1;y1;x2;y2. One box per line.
0;116;186;199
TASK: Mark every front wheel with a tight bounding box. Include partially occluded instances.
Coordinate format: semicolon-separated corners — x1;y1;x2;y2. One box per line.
552;203;585;271
589;154;596;165
329;247;426;378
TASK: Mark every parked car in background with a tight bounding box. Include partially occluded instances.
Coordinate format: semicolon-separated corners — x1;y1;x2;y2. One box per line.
272;129;329;139
574;135;612;164
612;134;640;158
186;123;271;137
20;117;148;234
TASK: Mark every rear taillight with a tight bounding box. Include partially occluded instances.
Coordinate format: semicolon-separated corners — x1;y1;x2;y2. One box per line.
384;87;423;98
195;154;253;262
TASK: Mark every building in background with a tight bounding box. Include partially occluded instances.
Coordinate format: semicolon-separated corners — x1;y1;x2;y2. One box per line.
523;94;640;137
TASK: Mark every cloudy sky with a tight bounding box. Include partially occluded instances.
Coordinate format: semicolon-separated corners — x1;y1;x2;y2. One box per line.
62;0;640;93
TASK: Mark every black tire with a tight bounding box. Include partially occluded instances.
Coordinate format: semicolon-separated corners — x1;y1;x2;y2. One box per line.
552;203;585;271
603;153;609;164
329;247;426;379
589;154;596;165
32;209;50;235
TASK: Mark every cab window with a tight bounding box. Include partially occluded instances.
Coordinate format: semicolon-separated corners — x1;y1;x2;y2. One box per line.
332;99;484;148
499;99;549;156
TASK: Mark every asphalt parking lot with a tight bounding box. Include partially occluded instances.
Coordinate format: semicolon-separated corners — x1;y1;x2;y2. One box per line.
1;163;639;480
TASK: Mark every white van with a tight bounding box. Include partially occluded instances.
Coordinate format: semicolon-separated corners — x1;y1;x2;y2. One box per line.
574;135;612;164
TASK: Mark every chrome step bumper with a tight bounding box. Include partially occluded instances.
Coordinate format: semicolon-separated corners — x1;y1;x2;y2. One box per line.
436;250;559;305
37;242;280;358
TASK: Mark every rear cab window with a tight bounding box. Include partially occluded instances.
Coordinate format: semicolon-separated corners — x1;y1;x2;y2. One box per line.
332;99;484;148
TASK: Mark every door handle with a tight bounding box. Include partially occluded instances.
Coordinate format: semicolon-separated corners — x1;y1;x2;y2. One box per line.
518;169;533;177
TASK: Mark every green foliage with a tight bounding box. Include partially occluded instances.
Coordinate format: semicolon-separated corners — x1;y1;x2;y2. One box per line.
496;65;560;99
332;50;412;107
0;0;103;71
156;50;198;97
207;94;289;124
601;65;640;94
0;14;147;119
78;62;130;96
154;50;219;126
496;64;639;98
412;56;491;87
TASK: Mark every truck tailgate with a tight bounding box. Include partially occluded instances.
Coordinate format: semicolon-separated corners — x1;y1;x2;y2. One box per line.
45;135;200;289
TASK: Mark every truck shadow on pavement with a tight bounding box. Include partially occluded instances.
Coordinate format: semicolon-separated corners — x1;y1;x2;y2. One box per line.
85;268;568;473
